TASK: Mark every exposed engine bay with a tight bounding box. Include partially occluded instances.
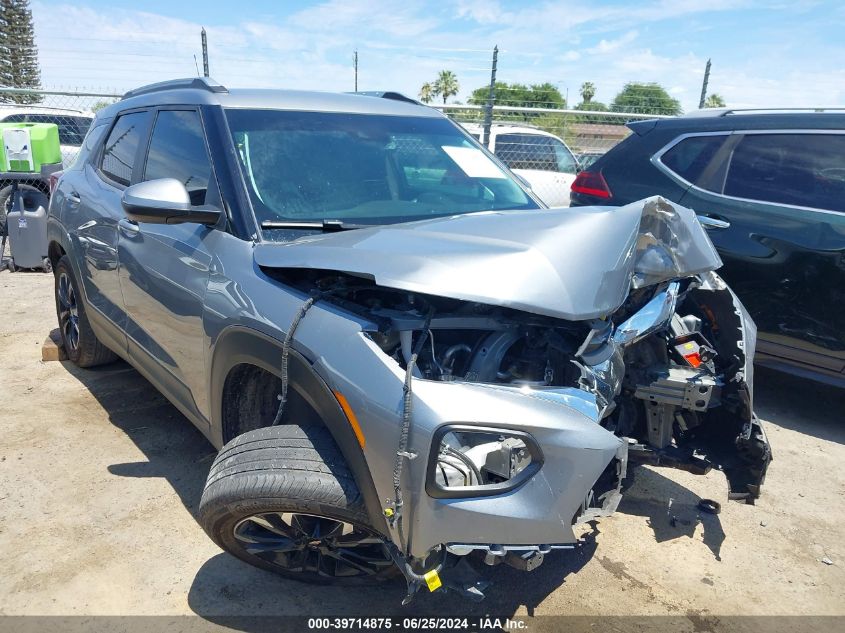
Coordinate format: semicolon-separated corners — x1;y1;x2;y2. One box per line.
275;266;770;504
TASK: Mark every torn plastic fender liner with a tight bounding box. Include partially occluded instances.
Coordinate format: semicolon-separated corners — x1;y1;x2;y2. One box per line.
253;196;722;321
683;272;772;500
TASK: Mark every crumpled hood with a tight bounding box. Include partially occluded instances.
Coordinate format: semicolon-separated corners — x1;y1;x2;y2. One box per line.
254;196;722;321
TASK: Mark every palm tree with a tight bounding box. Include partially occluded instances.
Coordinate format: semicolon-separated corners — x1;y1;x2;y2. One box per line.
704;93;726;108
419;82;434;104
580;81;596;104
433;70;459;104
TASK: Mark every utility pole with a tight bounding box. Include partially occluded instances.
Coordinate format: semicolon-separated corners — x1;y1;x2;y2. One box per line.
698;58;711;109
201;28;210;78
353;50;358;92
482;45;498;149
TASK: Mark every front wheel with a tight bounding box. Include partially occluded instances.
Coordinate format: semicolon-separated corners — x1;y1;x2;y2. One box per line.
199;425;397;585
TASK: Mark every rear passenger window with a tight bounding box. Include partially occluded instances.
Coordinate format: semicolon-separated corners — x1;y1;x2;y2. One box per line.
100;111;150;186
144;110;213;207
725;134;845;212
660;135;728;186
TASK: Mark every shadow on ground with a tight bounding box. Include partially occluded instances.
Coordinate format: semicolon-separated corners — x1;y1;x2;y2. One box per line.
60;359;213;520
187;526;599;623
618;467;725;560
753;366;845;445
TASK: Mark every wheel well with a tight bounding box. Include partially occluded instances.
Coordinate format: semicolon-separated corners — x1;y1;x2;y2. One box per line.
212;332;389;535
48;241;65;271
221;363;324;443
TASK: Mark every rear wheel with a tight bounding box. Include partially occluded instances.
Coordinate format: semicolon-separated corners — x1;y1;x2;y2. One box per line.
53;255;117;367
199;424;397;585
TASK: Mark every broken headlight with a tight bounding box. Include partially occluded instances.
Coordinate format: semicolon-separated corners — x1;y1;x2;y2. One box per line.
426;425;543;498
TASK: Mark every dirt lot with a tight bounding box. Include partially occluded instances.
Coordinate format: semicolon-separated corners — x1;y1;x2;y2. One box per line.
1;270;844;624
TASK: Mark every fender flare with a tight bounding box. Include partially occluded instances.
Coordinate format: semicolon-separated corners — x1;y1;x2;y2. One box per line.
210;326;389;535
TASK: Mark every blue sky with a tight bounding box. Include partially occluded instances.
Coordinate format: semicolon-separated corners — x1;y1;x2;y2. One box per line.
31;0;845;110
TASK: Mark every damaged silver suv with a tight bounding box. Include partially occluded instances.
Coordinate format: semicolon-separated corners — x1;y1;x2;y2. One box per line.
47;78;771;602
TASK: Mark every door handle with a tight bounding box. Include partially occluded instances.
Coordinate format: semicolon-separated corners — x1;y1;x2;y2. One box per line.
697;214;730;230
118;218;141;238
66;191;81;208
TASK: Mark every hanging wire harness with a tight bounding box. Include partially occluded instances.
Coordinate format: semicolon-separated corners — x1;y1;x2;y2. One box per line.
388;307;435;535
272;293;324;426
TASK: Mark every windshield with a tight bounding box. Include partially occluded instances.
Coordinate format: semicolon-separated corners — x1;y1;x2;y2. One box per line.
225;109;538;230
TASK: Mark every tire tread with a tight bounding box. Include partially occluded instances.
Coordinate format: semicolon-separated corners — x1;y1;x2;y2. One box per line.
198;424;392;585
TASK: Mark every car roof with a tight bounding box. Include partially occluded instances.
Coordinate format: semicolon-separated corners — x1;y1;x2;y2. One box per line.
631;109;845;135
99;78;442;120
460;121;564;139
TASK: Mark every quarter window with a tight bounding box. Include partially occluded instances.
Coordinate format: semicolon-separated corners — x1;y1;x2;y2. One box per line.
724;133;845;212
144;110;213;207
660;134;728;187
100;111;150;186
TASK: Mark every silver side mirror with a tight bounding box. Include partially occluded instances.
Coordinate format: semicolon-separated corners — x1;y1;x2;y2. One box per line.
121;178;219;225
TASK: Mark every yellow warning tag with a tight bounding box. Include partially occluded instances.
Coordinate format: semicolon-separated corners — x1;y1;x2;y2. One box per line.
424;569;442;592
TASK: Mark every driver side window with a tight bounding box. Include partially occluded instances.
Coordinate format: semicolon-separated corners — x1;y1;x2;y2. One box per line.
143;109;219;208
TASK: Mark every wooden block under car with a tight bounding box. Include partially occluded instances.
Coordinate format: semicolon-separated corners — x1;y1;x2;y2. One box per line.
42;329;67;362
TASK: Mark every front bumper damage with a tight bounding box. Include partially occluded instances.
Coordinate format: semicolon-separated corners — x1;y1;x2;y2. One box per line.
261;197;772;601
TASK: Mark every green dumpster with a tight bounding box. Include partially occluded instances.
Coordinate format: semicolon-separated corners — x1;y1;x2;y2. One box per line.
0;122;62;172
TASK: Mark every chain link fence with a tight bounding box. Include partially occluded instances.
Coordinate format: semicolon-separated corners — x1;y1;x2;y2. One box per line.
435;104;673;206
0;89;119;263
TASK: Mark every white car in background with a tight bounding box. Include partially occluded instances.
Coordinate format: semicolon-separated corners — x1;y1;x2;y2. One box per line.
462;123;579;207
0;106;93;169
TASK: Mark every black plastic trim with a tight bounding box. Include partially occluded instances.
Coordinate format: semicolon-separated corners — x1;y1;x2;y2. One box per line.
425;424;544;499
201;105;256;240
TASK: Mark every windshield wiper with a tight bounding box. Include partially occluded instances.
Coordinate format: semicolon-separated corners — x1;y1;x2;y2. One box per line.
260;219;368;232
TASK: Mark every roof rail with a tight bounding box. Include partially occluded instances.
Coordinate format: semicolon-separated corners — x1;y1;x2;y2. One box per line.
122;77;228;100
684;106;845;118
351;91;420;105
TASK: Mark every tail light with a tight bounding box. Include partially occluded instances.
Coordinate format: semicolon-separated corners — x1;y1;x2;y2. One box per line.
571;170;612;199
48;170;64;195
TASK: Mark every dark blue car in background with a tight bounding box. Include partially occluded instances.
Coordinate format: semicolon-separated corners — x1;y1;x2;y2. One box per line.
571;108;845;387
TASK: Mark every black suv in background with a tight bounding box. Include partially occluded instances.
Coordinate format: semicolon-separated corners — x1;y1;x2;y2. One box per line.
570;109;845;387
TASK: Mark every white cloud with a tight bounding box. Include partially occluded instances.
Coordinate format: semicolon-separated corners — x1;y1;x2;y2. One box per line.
587;30;639;55
26;0;845;113
455;0;512;25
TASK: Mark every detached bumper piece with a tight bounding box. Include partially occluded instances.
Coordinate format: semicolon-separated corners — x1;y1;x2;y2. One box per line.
627;412;772;503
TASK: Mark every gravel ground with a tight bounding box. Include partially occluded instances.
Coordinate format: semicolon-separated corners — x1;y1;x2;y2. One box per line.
1;270;843;625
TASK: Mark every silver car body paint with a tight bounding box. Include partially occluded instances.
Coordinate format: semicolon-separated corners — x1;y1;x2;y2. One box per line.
254;196;722;321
